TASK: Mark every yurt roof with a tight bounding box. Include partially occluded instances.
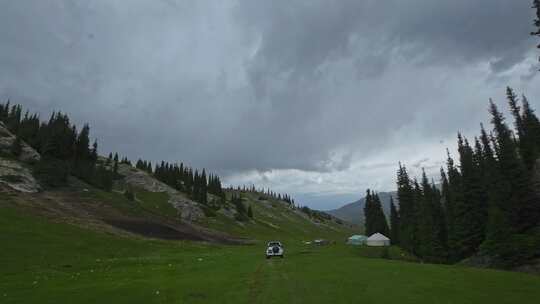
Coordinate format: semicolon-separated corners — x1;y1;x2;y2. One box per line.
367;233;390;241
349;235;366;239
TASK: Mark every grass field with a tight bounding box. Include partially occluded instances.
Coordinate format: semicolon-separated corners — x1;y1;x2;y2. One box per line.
2;204;540;304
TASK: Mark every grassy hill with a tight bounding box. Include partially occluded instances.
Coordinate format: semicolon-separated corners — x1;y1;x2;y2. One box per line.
2;201;540;303
1;114;355;245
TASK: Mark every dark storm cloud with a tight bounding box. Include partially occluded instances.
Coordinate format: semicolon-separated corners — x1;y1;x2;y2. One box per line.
237;0;533;84
0;0;538;204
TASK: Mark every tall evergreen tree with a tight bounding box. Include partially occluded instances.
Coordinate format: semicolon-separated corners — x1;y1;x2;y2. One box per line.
247;205;253;218
431;182;448;255
519;95;540;169
444;150;464;261
489;100;538;233
389;196;400;244
440;167;451;246
364;190;374;235
372;193;389;236
364;190;389;236
113;153;119;175
451;134;487;259
396;164;417;254
417;170;446;262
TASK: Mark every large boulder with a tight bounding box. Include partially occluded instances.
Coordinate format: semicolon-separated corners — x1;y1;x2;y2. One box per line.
169;194;205;222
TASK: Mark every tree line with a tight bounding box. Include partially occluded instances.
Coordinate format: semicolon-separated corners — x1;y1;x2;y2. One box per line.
150;160;225;206
0;101;228;207
363;190;390;237
228;184;296;207
0;101;114;190
390;88;540;266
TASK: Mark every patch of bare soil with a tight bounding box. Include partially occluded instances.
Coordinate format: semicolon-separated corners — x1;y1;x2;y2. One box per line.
2;185;252;245
103;219;205;241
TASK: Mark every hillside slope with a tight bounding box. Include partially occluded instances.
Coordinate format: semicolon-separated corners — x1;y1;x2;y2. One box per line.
1;123;354;243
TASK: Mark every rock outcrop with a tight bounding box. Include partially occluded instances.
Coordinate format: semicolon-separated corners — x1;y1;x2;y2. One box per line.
0;158;40;193
116;163;204;222
0;121;41;192
0;121;41;163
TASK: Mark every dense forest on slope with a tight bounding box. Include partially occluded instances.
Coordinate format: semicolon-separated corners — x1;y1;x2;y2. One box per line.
361;1;540;269
0;100;341;232
372;88;540;267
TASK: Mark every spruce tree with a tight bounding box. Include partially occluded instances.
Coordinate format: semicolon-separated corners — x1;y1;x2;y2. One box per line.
75;124;91;161
417;170;446;262
389;196;400;245
507;87;524;138
372;193;389;236
519;96;540;169
363;190;374;235
432;182;448;256
113;153;119;175
396;164;417;253
247;205;253;218
452;134;487;258
489;100;538;233
440;167;451;243
444;151;464;261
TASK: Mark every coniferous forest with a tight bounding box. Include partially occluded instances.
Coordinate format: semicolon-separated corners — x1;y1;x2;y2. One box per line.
381;88;540;267
0;102;227;207
0;102;112;189
0;101;305;219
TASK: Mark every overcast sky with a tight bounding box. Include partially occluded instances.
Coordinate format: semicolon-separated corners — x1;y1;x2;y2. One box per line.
1;1;539;209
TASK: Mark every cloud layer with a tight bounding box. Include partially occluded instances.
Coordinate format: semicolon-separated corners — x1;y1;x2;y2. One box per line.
1;0;538;208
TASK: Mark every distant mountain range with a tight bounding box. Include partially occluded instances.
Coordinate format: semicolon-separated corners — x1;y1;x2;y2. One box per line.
326;191;398;226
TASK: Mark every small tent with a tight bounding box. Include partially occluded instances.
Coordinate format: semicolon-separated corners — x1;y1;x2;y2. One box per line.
347;235;367;245
366;233;390;247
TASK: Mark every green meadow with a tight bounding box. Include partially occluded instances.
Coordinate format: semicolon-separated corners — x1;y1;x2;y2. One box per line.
2;204;539;304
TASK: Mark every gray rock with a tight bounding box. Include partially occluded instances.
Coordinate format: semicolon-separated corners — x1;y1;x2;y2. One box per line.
116;163;204;222
0;158;40;193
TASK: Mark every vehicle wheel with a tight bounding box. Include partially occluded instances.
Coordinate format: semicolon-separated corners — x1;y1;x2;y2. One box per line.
266;256;270;259
280;255;284;258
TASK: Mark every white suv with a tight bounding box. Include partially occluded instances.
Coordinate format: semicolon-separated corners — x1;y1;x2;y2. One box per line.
266;241;284;259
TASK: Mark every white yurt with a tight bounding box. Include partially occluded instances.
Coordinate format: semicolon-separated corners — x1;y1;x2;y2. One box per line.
347;235;367;246
366;233;390;247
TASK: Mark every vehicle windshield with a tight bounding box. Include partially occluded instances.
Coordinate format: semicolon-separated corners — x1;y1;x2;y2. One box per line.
268;242;281;247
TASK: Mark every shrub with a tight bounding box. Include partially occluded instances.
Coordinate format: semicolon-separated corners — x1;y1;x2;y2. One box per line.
124;188;135;201
201;205;217;217
0;175;24;183
33;158;70;187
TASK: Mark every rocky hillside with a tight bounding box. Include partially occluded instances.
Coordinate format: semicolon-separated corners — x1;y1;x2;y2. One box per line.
0;121;40;193
0;122;353;243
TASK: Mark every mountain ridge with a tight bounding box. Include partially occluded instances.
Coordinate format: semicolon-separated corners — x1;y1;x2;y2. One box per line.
326;191;397;226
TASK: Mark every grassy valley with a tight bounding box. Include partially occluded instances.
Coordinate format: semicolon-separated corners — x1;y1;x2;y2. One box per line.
1;199;540;303
2;3;540;301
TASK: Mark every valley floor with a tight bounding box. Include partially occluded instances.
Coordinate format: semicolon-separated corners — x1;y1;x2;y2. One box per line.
2;205;540;304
